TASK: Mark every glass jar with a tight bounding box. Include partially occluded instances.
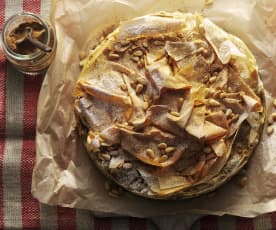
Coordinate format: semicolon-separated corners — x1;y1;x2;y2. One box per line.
0;12;57;75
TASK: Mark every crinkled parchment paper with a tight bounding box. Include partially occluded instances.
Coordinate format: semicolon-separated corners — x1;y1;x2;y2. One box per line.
32;0;276;217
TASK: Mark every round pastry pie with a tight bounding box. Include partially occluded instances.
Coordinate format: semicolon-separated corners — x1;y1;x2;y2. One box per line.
74;12;265;199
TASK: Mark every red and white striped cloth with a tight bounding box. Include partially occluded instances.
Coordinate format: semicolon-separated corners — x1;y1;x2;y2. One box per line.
0;0;276;229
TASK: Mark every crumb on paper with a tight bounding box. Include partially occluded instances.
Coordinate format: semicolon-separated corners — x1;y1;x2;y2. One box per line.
266;99;276;136
237;176;248;188
267;125;274;136
204;0;214;6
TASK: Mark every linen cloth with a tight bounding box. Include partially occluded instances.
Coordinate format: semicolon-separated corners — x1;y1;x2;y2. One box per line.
0;0;276;229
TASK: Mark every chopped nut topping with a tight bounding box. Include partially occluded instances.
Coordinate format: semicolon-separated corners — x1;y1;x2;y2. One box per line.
170;111;181;117
270;113;276;121
120;84;128;91
206;88;215;98
267;125;274;136
107;52;120;60
137;77;147;85
209;76;217;84
143;95;149;102
225;108;232;117
153;40;165;46
100;153;111;161
203;75;209;83
229;114;239;123
177;97;184;109
220;92;241;99
165;147;175;154
269;112;276;123
142;101;149;110
207;98;220;107
159;154;169;162
130;56;140;62
273;98;276;109
133;50;144;57
142;40;148;48
128;45;138;53
268;115;274;125
223;98;242;104
135;83;144;94
123;162;133;169
114;42;130;52
120;40;130;46
213;91;221;99
146;148;155;158
194;100;205;107
158;143;167;149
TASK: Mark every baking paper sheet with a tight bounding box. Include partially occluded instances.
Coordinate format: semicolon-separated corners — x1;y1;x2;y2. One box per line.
32;0;276;217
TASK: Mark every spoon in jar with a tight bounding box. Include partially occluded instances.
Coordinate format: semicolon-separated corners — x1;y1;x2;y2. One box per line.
16;26;52;53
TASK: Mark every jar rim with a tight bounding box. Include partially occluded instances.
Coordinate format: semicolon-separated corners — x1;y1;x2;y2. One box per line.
0;12;51;61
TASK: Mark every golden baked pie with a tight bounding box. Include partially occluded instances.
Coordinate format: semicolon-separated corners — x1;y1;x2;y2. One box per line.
74;12;265;199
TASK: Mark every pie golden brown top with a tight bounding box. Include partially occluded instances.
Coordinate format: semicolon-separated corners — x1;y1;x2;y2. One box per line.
74;12;265;199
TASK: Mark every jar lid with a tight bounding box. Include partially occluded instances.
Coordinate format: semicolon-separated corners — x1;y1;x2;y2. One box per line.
0;12;51;61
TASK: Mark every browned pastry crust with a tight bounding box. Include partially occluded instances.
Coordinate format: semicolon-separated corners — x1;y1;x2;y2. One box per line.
74;12;265;199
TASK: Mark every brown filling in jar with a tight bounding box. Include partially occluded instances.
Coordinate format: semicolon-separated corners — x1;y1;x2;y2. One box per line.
6;19;46;55
1;12;57;75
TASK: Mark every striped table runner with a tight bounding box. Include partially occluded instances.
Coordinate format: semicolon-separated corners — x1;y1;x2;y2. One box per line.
0;0;276;229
